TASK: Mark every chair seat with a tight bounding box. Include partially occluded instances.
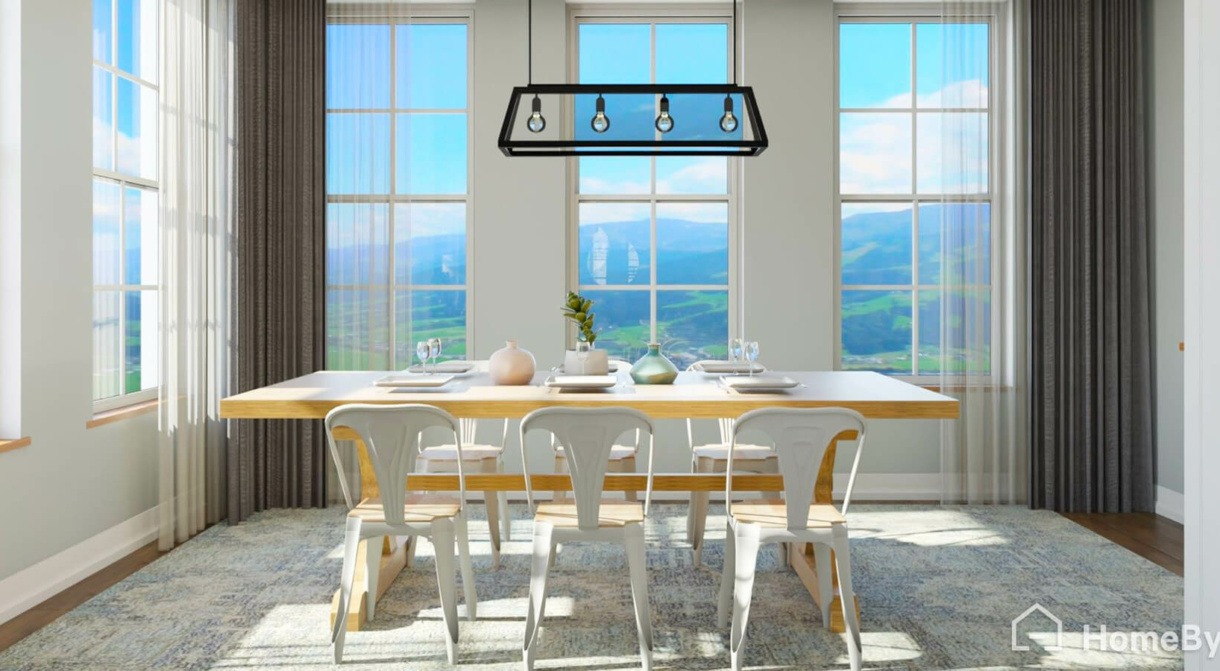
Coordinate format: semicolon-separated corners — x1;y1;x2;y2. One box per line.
419;443;505;461
555;444;638;460
535;499;645;527
692;443;776;462
350;495;462;523
730;499;845;528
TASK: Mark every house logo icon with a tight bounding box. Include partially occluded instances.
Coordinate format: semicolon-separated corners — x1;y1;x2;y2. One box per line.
1011;603;1063;651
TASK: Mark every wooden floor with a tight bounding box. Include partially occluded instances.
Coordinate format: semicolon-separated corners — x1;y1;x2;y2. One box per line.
0;511;1185;654
1061;511;1184;576
0;542;164;653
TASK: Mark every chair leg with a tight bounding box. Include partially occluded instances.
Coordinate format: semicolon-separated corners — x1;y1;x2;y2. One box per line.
552;455;566;502
832;525;863;671
364;535;382;622
431;519;460;665
332;516;363;663
499;490;512;542
813;542;834;628
523;522;555;671
728;523;761;671
404;535;417;569
716;520;734;628
482;458;502;569
624;523;653;671
455;513;478;621
620;456;638;502
498;455;512;543
690;458;712;566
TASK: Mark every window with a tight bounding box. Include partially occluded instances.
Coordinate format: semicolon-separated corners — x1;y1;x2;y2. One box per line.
325;14;471;370
836;13;994;377
571;16;736;370
92;0;160;408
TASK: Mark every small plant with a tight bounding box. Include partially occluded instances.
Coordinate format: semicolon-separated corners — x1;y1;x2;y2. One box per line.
562;291;597;344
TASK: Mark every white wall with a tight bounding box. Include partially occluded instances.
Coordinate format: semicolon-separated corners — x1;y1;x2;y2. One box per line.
1183;0;1220;665
1148;0;1185;503
0;0;159;583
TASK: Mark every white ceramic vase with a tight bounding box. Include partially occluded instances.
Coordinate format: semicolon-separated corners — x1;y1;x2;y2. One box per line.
489;340;536;385
563;344;609;375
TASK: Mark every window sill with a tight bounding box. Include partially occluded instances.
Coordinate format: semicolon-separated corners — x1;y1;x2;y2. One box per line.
86;399;159;430
0;436;32;454
917;383;1015;393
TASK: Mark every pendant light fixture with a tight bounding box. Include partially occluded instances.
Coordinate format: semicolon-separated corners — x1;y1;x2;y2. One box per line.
499;0;767;157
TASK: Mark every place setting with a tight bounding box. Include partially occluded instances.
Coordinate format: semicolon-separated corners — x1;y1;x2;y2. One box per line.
713;339;801;394
375;338;470;390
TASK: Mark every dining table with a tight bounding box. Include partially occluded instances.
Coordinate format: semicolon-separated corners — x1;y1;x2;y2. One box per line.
220;366;959;633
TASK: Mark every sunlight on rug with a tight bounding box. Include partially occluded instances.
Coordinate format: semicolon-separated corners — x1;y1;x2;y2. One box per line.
0;505;1183;670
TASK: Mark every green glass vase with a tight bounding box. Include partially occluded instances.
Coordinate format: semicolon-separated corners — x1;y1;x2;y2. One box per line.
630;343;679;385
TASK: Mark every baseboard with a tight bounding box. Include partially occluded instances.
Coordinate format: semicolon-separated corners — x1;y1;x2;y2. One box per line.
0;505;159;626
460;473;944;503
1156;485;1185;524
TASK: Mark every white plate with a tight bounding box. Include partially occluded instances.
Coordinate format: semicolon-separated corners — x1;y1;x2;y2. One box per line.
720;375;799;391
545;374;618;390
560;361;623;374
405;361;475;374
375;374;456;388
698;361;766;374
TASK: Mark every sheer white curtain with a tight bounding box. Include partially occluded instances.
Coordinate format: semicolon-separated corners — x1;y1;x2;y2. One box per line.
935;0;1026;504
158;0;234;548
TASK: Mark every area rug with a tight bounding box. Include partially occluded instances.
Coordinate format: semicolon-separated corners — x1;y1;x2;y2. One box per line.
0;505;1183;670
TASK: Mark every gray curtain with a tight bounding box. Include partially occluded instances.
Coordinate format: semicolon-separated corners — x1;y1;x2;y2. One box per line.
1028;0;1156;512
228;0;327;523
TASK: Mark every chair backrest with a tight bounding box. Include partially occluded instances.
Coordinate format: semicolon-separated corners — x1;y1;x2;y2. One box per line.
521;407;655;530
727;408;867;529
450;418;509;448
324;403;463;526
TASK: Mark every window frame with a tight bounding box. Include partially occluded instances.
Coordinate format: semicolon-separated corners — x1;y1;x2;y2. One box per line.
324;6;475;370
566;6;741;362
92;0;161;412
833;3;1004;383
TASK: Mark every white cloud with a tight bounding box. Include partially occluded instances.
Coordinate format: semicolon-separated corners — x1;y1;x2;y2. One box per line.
656;157;727;195
840;80;989;195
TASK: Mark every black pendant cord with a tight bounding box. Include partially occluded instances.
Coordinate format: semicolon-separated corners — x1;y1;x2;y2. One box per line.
528;0;533;86
732;0;738;86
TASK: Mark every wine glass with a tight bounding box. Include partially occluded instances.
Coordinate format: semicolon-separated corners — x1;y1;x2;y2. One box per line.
728;338;744;365
745;341;760;377
575;341;591;375
428;338;443;370
416;340;431;374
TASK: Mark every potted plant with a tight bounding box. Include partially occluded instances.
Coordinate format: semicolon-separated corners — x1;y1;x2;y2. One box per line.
561;291;609;374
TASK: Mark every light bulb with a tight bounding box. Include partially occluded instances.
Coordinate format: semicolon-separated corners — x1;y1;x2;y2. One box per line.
527;95;546;133
719;95;738;133
655;94;674;134
590;94;611;133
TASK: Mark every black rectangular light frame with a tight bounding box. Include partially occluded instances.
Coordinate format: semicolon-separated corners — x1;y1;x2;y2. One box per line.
498;83;768;157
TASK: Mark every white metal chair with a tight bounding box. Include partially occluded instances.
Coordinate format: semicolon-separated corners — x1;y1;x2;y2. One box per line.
686;360;779;566
416;418;512;567
324;404;478;665
715;408;866;671
551;359;641;502
520;407;657;671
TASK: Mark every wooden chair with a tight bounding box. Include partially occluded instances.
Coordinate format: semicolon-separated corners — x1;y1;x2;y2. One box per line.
715;408;865;671
520;407;656;671
686;360;779;566
324;403;477;665
416;418;512;567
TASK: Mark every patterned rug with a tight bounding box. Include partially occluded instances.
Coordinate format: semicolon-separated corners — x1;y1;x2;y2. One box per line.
0;505;1183;670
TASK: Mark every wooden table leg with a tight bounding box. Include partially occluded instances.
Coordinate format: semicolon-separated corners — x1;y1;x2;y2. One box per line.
327;438;412;632
786;430;861;633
